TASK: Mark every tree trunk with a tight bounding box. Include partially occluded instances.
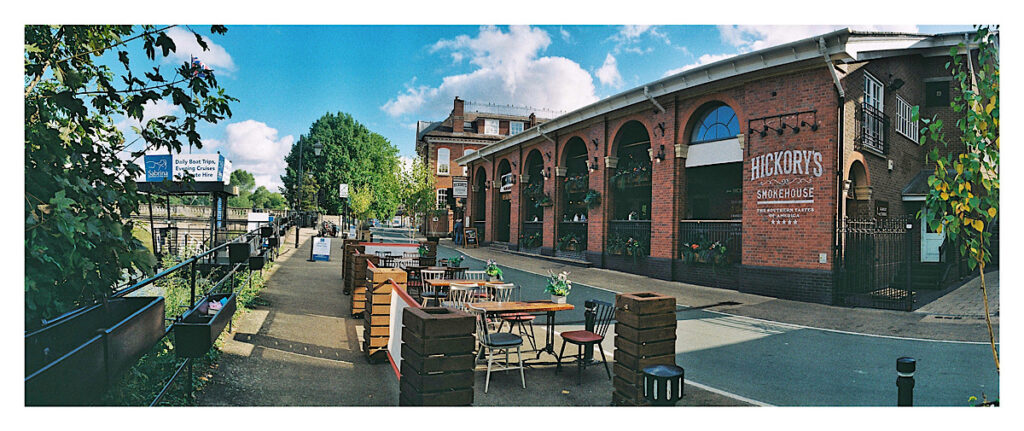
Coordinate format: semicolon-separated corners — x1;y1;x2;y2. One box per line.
979;263;1000;373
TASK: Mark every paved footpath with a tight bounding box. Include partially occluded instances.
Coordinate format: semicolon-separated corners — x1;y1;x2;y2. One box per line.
198;227;399;406
439;241;1000;406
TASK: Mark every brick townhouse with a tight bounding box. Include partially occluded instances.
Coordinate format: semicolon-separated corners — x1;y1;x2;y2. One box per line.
456;28;993;307
416;97;547;232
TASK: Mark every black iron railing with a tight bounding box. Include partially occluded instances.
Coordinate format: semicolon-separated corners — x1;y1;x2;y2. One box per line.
521;221;543;250
557;221;588;251
678;220;742;263
607;220;651;256
28;213;296;406
856;103;890;155
836;217;913;311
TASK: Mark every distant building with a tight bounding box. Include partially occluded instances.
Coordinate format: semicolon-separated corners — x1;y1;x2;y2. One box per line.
416;96;548;232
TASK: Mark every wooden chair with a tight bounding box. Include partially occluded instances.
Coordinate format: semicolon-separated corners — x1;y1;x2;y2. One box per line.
445;266;467;280
556;299;614;384
419;269;447;307
464;270;488;280
471;308;526;393
402;251;419;260
443;283;478;312
405;266;424;303
493;283;536;351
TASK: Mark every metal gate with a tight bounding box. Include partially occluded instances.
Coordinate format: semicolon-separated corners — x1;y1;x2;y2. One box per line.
836;217;914;311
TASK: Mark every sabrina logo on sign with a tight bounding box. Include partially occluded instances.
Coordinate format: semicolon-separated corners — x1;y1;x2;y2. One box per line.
750;150;823;180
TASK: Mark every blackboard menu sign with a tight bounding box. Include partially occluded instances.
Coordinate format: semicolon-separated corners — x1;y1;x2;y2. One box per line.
464;228;478;247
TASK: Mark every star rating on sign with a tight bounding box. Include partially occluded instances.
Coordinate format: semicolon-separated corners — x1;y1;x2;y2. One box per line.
771;219;800;225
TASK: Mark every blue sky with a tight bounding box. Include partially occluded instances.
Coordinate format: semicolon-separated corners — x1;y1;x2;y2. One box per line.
115;24;973;191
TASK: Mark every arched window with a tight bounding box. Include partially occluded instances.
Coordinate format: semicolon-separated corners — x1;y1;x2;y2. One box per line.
690;103;740;144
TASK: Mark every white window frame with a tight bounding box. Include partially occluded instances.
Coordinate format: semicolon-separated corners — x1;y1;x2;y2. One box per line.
509;121;524;135
462;149;476;176
894;96;919;142
436;188;448;210
436;147;450;176
862;73;885;154
483;119;499;135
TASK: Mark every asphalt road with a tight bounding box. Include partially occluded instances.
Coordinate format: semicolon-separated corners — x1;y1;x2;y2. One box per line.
408;234;999;406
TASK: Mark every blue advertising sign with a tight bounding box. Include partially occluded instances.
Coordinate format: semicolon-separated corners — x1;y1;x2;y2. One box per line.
144;154;173;182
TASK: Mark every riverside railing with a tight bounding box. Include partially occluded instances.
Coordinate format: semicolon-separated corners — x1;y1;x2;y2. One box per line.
26;213;296;406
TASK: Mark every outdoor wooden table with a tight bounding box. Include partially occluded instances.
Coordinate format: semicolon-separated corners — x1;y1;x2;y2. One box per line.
468;301;575;360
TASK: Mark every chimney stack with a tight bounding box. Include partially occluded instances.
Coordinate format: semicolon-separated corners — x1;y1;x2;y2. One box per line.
452;97;465;132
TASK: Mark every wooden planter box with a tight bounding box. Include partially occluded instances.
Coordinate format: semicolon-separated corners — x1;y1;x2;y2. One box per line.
174;292;238;358
25;296;165;406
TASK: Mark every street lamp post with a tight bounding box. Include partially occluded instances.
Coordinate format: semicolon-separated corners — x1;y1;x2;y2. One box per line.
307;141;323;262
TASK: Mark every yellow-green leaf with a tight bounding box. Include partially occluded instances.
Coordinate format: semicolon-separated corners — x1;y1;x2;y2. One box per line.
988;207;997;218
972;219;984;232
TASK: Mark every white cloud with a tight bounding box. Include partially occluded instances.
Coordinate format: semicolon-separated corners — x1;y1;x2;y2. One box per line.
559;27;571;43
718;25;920;53
610;25;671;55
595;53;624;88
220;120;294;190
164;27;236;74
383;26;597;118
662;53;737;77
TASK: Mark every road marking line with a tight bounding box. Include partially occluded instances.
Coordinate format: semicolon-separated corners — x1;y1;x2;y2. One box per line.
447;245;996;345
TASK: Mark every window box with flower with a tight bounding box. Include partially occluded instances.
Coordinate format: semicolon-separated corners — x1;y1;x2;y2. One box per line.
680;240;730;267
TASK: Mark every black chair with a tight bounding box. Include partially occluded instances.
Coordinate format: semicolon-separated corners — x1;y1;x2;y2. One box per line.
405;266;424;303
556;299;614;384
445;266;467;280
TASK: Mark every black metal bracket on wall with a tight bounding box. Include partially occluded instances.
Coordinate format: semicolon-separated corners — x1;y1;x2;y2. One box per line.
745;110;819;156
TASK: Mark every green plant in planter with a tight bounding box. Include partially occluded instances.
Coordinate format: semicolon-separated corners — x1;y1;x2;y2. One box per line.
448;254;464;267
485;259;503;280
521;232;542;249
558;232;582;251
681;240;728;266
535;195;553;208
584;189;601;208
564;174;589;193
417;244;429;257
544;270;573;296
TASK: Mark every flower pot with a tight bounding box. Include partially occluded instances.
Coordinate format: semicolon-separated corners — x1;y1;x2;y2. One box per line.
267;237;279;248
551;295;567;304
260;226;274;237
174;292;238;358
25;296;165;406
228;243;251;264
249;255;266;271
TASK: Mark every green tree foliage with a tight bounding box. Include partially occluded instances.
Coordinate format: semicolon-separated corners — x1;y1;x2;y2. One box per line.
229;169;255;193
915;25;999;372
401;157;436;217
24;25;236;327
280;112;401;218
349;185;373;221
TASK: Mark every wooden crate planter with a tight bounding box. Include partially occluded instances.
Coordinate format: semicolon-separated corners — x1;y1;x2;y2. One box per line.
399;307;475;406
25;296;165;406
348;254;378;315
362;268;408;362
174;292;238;358
611;291;677;406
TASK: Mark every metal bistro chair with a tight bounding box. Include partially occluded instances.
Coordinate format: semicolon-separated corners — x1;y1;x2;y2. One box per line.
419;269;447;307
379;254;397;268
471;307;526;393
557;299;614;384
405;266;424;303
494;283;537;351
443;283;478;313
402;251;419;260
445;266;467;280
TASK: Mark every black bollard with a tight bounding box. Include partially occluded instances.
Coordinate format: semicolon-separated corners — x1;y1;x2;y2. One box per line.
897;356;916;406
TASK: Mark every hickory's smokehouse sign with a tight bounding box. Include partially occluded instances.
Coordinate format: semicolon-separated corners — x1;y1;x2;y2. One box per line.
752;149;823;225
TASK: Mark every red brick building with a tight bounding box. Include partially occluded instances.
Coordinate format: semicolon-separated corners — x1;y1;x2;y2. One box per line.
416;97;547;232
457;29;985;306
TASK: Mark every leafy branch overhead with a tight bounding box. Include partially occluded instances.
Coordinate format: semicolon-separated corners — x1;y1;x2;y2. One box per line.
914;25;999;372
24;25;236;327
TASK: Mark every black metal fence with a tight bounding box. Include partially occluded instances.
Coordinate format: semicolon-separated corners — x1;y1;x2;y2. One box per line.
558;221;588;251
836;217;913;311
607;220;651;256
26;213;297;406
678;220;742;263
521;221;543;250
